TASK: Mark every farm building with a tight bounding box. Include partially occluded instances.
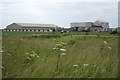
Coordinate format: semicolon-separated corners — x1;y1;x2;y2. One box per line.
71;22;93;31
2;23;60;32
70;20;109;32
93;20;109;31
71;22;93;28
89;26;103;32
2;20;111;32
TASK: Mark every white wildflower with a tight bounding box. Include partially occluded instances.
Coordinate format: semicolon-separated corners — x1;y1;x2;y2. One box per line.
7;53;10;56
108;46;111;49
32;51;37;55
5;34;7;35
60;49;67;52
26;57;31;60
73;65;78;67
37;56;39;58
52;48;58;50
61;53;66;56
0;51;4;53
56;44;62;46
83;64;89;66
1;66;4;69
30;54;35;57
25;53;29;55
104;41;107;44
61;42;67;45
53;48;56;50
21;39;23;41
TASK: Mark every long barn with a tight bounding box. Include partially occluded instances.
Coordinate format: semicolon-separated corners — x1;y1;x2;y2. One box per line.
2;23;60;32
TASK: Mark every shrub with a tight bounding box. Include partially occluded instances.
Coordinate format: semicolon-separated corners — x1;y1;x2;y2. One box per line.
32;34;61;38
110;30;118;34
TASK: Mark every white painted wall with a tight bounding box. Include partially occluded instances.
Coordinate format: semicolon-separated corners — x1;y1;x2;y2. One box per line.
49;30;52;32
35;30;38;32
20;30;23;31
40;30;43;32
44;30;47;32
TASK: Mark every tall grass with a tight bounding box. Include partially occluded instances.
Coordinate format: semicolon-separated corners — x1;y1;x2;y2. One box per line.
2;31;118;78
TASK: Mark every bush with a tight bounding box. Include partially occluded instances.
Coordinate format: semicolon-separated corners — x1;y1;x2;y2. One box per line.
32;34;61;38
110;30;118;34
32;34;68;39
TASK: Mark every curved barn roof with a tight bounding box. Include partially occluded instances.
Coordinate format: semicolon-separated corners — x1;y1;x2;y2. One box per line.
14;23;58;27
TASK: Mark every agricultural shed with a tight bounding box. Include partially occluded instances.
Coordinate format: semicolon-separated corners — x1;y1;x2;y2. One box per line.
3;23;60;32
70;20;110;32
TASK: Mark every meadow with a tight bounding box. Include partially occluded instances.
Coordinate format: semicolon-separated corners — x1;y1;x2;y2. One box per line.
2;31;118;78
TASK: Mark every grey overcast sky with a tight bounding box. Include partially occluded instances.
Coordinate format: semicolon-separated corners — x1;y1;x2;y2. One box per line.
0;0;119;29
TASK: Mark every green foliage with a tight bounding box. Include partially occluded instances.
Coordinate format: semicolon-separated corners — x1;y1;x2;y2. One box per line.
110;30;118;34
32;34;61;38
2;31;118;78
85;32;89;35
52;42;67;69
68;39;76;45
99;43;105;52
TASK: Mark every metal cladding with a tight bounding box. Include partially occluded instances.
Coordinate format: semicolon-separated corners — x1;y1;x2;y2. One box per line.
70;20;110;31
71;22;93;28
6;23;59;29
3;23;60;32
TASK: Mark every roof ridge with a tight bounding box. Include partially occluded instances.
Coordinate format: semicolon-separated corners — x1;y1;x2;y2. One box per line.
15;23;55;25
11;23;58;28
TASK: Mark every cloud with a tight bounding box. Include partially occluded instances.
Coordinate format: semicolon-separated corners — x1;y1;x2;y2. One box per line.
0;0;118;29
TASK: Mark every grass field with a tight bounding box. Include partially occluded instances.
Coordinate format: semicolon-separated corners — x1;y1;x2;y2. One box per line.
2;31;118;78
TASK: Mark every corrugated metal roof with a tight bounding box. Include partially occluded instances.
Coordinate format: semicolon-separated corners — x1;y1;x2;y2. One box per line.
14;23;58;27
71;22;93;24
95;20;107;22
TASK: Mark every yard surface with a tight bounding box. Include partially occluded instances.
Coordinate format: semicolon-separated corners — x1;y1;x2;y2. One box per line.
2;31;118;78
